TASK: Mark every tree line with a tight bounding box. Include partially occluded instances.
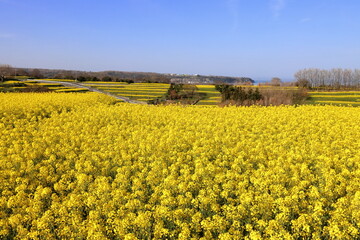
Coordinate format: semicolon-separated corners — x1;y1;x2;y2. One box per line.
0;65;171;83
295;68;360;89
0;64;46;81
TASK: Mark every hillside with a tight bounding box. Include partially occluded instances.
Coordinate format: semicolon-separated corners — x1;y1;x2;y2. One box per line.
14;67;254;85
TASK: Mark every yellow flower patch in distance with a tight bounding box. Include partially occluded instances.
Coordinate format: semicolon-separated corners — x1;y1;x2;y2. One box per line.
198;99;220;103
11;87;26;89
316;100;360;104
109;91;166;95
55;88;88;92
83;81;128;84
89;85;126;88
40;78;76;82
309;91;360;94
311;95;360;98
196;85;216;88
3;80;20;84
113;94;157;97
123;86;169;90
35;83;62;86
120;90;168;93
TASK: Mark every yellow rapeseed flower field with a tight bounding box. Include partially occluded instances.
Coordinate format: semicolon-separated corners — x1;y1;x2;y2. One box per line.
1;93;360;239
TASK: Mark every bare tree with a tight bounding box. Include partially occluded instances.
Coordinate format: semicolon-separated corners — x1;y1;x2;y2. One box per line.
0;64;13;82
270;77;282;86
354;69;360;88
294;68;360;89
30;69;43;79
16;68;29;76
343;69;352;88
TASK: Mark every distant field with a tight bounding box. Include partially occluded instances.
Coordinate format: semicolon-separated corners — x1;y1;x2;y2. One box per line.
3;79;360;106
86;83;222;104
40;78;77;82
307;91;360;106
83;82;170;102
196;85;221;105
25;81;89;93
0;80;89;93
12;76;29;80
196;86;360;106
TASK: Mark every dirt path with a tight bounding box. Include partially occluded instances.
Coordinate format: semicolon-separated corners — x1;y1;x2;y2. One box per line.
27;79;147;104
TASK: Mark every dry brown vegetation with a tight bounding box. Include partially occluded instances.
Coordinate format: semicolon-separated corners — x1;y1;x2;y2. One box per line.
219;87;308;106
258;88;308;106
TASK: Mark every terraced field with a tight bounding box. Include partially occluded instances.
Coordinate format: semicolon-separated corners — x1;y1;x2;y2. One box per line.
196;85;221;105
307;91;360;106
197;86;360;107
25;81;88;92
0;80;88;93
5;78;360;106
82;82;169;102
40;78;77;82
83;82;222;105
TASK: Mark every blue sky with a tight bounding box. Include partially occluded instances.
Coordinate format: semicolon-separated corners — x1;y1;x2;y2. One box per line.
1;0;359;81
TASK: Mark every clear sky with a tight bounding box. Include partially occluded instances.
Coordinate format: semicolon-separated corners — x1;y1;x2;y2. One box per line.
1;0;360;81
